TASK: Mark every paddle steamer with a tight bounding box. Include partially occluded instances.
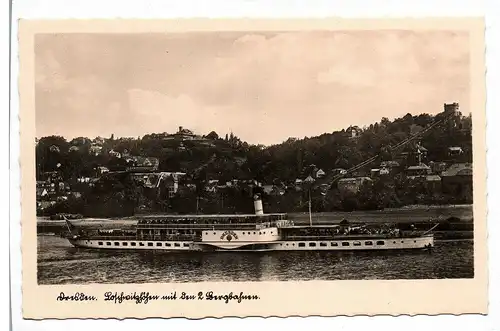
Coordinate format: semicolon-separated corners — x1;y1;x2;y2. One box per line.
64;195;435;251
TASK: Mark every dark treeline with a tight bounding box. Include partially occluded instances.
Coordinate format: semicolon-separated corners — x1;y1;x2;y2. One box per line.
37;109;473;217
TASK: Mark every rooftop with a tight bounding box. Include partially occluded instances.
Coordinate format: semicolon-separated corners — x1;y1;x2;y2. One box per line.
407;165;431;170
338;177;372;182
426;175;442;181
380;161;400;167
442;163;473;176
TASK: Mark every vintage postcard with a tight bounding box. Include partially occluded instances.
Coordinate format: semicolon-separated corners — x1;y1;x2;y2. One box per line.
19;18;487;319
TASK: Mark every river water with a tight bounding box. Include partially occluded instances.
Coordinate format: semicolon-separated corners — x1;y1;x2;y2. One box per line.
37;235;474;284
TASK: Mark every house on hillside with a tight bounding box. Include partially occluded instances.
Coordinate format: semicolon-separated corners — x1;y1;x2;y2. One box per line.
428;161;448;174
36;188;48;199
346;126;363;139
318;183;331;195
379;168;390;175
371;167;391;177
425;175;442;192
174;126;197;140
205;179;219;193
337;177;372;195
37;200;57;211
303;175;315;184
132;174;157;188
315;169;326;178
394;142;428;165
185;183;197;191
70;191;82;199
332;168;347;176
262;185;284;196
164;126;212;142
129;172;185;195
49;145;60;153
96;166;109;175
163;176;179;197
379;162;398;175
57;182;67;192
89;144;103;156
109;149;121;158
406;164;431;178
39;171;63;183
261;185;273;194
394;151;410;163
441;163;472;176
441;163;473;200
71;137;91;146
448;146;464;157
298;164;317;179
93;136;106;145
178;142;186;151
126;156;160;172
77;177;91;184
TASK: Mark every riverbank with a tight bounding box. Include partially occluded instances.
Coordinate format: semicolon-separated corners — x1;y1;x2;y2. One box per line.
37;204;474;240
384;204;472;210
289;204;472;224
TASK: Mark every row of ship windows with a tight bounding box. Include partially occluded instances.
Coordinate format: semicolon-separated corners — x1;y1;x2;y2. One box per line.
281;240;417;247
96;241;190;248
204;231;274;235
93;239;418;248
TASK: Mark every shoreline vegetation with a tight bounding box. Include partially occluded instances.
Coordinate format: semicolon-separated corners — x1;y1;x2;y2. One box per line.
36;109;473;219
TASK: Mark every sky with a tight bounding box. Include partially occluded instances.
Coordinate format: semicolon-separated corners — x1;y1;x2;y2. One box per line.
35;30;470;146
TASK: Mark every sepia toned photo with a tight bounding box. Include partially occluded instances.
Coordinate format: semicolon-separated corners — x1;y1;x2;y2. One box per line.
19;18;488;319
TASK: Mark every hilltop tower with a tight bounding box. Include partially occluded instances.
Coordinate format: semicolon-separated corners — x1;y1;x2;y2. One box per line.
444;102;459;114
444;102;460;132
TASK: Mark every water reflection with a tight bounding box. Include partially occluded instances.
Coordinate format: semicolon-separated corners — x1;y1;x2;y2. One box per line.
37;236;474;284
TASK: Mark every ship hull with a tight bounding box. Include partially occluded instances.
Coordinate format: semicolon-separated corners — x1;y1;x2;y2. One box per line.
270;235;433;251
68;235;434;252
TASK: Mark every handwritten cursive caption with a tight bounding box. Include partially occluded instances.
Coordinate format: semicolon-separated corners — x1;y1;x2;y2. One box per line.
56;291;260;304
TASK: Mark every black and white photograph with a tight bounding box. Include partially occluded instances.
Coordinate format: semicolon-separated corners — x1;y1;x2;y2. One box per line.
7;1;500;329
16;18;488;320
32;25;480;285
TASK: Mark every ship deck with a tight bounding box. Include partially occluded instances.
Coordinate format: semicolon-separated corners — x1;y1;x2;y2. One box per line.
137;213;287;219
281;234;429;240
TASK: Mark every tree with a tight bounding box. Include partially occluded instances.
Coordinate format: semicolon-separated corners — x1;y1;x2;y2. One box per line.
36;136;70;178
35;107;472;215
81;173;140;217
380;117;390;127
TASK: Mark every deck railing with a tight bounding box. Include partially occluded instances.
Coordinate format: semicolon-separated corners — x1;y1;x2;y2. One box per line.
78;235;138;241
138;214;288;222
78;234;201;241
135;222;280;230
283;233;425;240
